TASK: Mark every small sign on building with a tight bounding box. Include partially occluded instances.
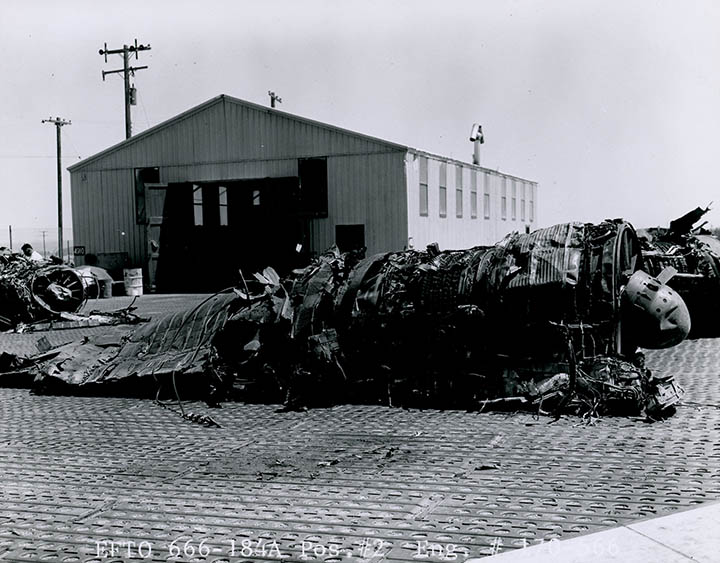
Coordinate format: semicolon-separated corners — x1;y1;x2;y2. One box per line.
73;246;86;256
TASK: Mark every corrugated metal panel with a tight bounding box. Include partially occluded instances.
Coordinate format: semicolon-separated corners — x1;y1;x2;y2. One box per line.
76;97;398;176
71;170;106;254
99;170;141;261
223;102;391;162
309;152;407;255
507;222;585;288
71;168;143;267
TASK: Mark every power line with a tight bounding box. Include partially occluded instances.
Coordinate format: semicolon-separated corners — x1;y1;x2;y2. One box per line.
0;155;81;159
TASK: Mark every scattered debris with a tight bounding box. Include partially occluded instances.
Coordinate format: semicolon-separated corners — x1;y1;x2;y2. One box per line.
1;220;691;419
0;252;141;331
476;464;500;471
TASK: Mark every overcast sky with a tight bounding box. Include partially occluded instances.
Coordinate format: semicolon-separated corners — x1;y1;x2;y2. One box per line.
1;0;719;250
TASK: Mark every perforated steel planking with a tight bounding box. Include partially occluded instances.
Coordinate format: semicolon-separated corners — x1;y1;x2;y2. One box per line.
0;338;719;562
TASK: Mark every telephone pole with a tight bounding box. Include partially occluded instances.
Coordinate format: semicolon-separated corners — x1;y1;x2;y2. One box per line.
99;39;151;139
41;230;47;258
41;117;71;261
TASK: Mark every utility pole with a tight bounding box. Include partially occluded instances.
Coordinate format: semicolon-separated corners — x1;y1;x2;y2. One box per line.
8;226;12;251
99;39;151;139
41;230;47;258
42;117;71;261
268;91;282;108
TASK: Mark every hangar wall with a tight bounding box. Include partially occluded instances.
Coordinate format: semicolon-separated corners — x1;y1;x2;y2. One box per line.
70;96;409;274
405;151;537;250
70;95;536;291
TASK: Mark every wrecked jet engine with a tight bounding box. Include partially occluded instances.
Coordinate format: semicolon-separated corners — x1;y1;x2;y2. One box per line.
638;205;720;336
23;219;690;419
0;253;88;330
265;218;688;417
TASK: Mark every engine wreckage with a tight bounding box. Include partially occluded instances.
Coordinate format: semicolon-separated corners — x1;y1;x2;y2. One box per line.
0;254;87;329
0;253;142;332
639;205;720;336
3;219;690;420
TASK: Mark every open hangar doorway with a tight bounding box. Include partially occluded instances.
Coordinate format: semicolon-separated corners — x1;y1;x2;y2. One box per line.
152;177;309;293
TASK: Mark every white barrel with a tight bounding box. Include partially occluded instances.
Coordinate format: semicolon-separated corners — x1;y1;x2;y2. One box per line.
123;268;144;296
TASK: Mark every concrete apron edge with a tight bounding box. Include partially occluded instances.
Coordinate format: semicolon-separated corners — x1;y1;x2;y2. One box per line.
473;499;720;563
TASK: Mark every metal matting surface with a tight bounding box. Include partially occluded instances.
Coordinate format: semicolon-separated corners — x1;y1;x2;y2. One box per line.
0;337;719;562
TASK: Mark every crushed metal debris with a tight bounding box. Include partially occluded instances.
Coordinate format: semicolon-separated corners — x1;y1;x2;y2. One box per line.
1;220;692;419
0;253;143;331
638;205;720;336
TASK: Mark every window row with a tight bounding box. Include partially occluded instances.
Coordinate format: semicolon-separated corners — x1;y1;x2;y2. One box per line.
418;157;535;222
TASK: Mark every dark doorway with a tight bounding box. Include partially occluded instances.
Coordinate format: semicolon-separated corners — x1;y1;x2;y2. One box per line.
298;157;328;217
155;178;304;293
335;224;365;253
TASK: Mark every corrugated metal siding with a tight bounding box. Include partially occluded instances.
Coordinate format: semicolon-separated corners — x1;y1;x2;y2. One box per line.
70;97;406;268
70;95;535;268
223;102;393;162
80;101;229;172
72;169;142;263
310;152;408;255
405;151;538;250
71;170;105;254
72;97;398;177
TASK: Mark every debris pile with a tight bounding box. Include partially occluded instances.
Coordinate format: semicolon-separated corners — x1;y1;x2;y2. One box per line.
0;252;145;332
0;254;86;329
639;206;720;335
4;219;688;419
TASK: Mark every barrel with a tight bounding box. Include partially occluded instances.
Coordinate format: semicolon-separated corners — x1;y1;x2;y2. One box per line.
123;268;144;296
99;279;113;298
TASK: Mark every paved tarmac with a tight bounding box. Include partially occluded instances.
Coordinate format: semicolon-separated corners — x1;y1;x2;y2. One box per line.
0;295;718;562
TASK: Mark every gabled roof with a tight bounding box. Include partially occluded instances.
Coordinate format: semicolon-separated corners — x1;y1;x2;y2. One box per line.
69;94;537;184
69;94;408;172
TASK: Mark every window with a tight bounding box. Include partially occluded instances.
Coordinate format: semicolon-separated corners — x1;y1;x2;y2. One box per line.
483;173;490;219
470;171;477;219
419;156;428;217
252;189;261;206
219;186;228;226
521;183;526;221
529;185;535;222
501;178;507;220
439;161;447;218
456;165;463;218
192;184;203;226
511;181;517;220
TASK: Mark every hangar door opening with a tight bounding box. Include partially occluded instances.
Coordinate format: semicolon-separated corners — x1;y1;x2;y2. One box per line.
154;177;306;293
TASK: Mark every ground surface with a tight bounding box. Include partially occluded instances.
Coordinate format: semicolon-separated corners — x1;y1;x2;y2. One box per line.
0;295;718;562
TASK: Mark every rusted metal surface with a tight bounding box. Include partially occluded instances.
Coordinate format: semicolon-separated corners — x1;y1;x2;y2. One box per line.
0;335;718;561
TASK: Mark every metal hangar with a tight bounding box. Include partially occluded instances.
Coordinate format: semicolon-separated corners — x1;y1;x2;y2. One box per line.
69;94;537;292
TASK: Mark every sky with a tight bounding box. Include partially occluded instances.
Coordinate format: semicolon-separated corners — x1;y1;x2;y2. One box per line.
1;0;719;252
